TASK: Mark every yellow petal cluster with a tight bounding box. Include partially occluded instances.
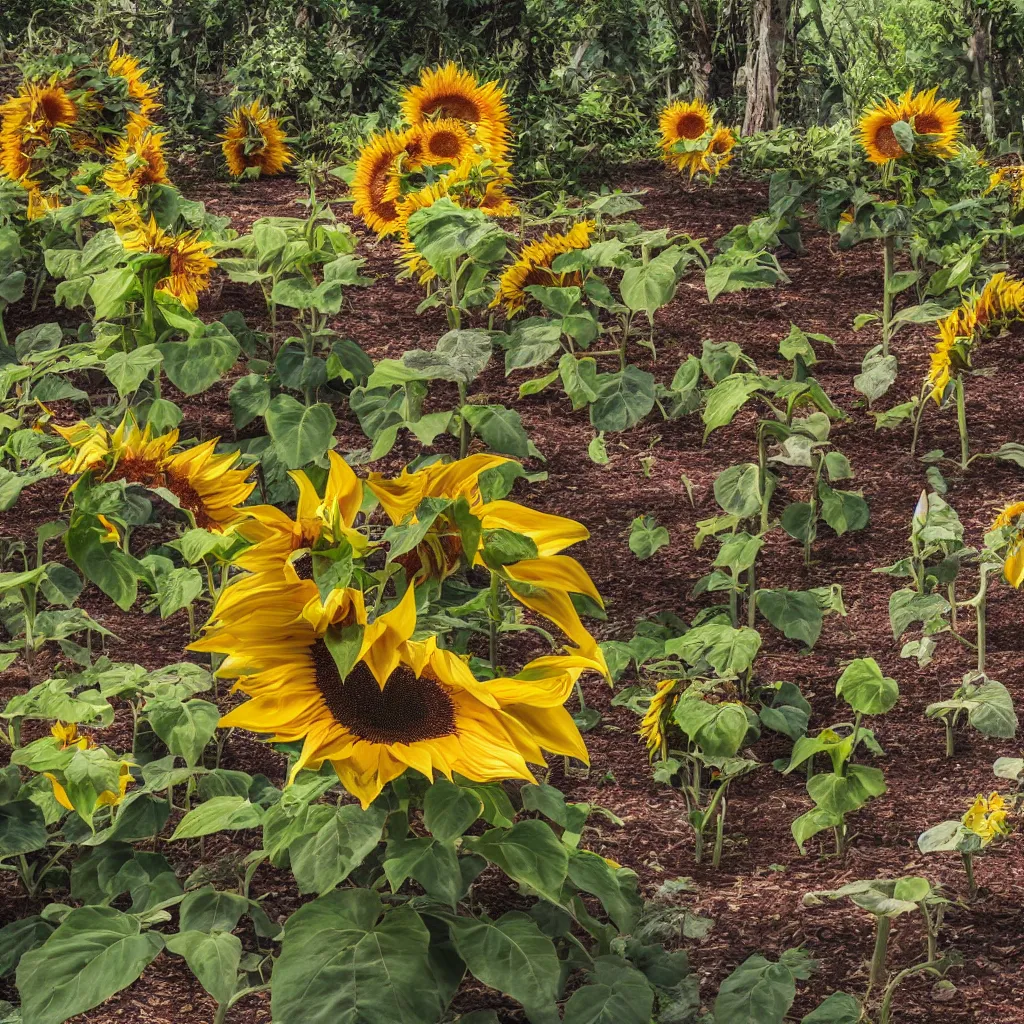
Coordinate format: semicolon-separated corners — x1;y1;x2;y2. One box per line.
352;63;515;241
858;86;961;165
493;220;595;318
220;99;294;178
657;99;737;181
54;412;254;532
962;792;1010;845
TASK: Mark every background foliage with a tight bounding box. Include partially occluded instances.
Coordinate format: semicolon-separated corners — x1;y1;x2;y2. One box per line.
2;0;1023;179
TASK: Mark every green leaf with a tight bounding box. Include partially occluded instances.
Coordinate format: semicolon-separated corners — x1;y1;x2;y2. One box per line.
666;623;761;677
567;851;642;932
462;404;531;457
265;395;337;469
289;804;388;895
619;250;682;315
853;351;897;404
158;324;239;396
64;514;141;611
169;796;262;840
628;515;670;560
588;434;609;465
423;778;484;842
463;820;569;905
178;887;250;934
888;589;949;639
966;679;1018;738
560;352;599;410
165;929;241;1006
16;907;164;1024
836;658;899;715
146;698;219;766
0;800;47;857
383;836;462;907
404;329;493;383
105;345;162;397
890;119;914;153
673;700;749;758
713;953;801;1024
272;890;443;1024
917;819;967;854
713;463;763;518
800;992;863;1024
756;589;823;649
589;367;656;432
0;916;54;977
90;267;140;319
702;374;762;437
563;960;654;1024
448;912;561;1011
817;482;869;536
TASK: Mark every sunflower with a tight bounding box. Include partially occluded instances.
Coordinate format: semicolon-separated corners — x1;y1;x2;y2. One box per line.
972;272;1024;328
0;80;79;181
858;95;910;165
192;578;588;808
351;130;407;236
235;450;367;575
54;412;254;532
221;100;294;178
400;63;509;154
51;721;94;750
415;117;475;167
901;87;961;159
638;679;682;760
23;180;61;220
659;99;713;176
702;126;737;176
927;303;976;401
493;221;595;317
986;165;1024;208
991;501;1024;587
367;454;608;674
107;42;160;128
962;792;1010;844
113;209;216;310
102;125;169;198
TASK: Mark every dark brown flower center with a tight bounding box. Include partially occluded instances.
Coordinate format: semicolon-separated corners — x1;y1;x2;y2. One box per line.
874;123;904;157
423;96;481;122
914;114;941;136
675;112;707;140
429;130;462;158
312;645;457;745
164;469;219;531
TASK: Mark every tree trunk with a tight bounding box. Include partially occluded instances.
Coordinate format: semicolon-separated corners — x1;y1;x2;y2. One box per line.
742;0;786;135
966;3;996;143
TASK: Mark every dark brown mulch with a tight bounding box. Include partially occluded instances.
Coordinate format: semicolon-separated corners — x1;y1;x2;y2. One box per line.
3;161;1024;1023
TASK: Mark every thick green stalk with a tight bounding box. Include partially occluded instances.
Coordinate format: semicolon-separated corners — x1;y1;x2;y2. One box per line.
881;234;895;357
954;375;969;469
869;915;892;990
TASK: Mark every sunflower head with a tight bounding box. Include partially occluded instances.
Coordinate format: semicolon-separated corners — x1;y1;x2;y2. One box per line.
858;95;910;165
351;130;408;236
962;792;1010;845
415;117;475;167
986;165;1024;207
220;100;294;178
113;209;216;310
639;679;681;760
493;220;595;317
0;79;79;181
659;99;713;148
702;126;737;177
108;41;161;122
401;63;509;133
102;125;169;198
901;86;961;159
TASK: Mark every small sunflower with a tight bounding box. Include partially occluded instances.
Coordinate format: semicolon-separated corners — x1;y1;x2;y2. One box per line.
351;130;407;236
51;721;94;750
192;580;588;808
54;412;254;532
102;125;169;198
962;792;1010;844
235;450;367;575
0;79;79;181
113;209;216;310
658;99;714;176
220;100;294;178
858;95;910;165
638;679;682;760
493;220;595;317
45;759;134;817
901;87;961;159
991;501;1024;587
415;117;475;167
985;165;1024;208
22;179;61;220
927;304;976;401
972;272;1024;328
107;41;160;127
702;126;738;177
400;63;509;153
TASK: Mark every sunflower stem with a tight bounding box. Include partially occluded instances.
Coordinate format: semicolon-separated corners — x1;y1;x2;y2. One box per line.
881;233;895;358
976;566;988;674
487;571;501;671
954;374;969;469
962;851;977;899
868;915;892;992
